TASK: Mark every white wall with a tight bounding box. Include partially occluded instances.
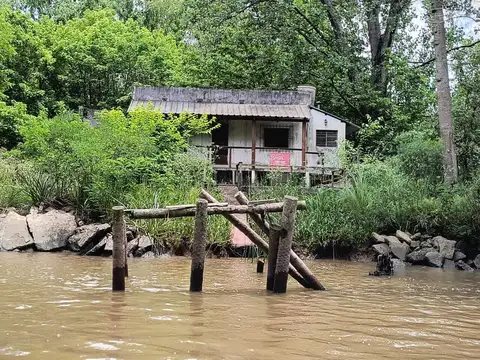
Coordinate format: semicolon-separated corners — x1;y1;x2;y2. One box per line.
190;109;346;169
308;109;346;168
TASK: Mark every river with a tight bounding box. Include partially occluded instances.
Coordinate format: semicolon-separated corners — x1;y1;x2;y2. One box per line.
0;252;479;359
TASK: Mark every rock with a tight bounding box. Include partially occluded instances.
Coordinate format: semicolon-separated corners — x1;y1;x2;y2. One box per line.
126;230;134;242
410;241;420;249
391;258;406;272
453;251;467;262
0;211;34;251
27;210;77;251
443;259;455;269
134;235;154;257
127;238;139;256
372;243;390;256
455;240;467;252
396;230;412;245
29;207;39;215
420;241;432;248
433;236;456;260
141;251;155;258
425;251;444;267
385;236;410;261
406;247;435;264
104;234;113;252
411;233;422;241
474;254;480;269
85;238;106;256
372;232;387;244
420;234;432;241
456;260;474;272
68;223;111;252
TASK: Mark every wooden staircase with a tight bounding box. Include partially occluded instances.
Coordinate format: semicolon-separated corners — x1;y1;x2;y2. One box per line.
219;185;253;247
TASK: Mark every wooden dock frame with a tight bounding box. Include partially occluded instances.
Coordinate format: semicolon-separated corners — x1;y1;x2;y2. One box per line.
111;189;326;293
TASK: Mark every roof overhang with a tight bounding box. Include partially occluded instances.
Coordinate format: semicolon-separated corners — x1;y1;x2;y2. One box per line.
129;100;310;121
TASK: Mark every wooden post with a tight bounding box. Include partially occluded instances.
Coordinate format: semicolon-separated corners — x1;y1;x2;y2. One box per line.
112;206;126;292
301;121;307;168
190;199;208;292
256;259;264;273
199;189;310;289
125;241;129;278
267;226;281;291
273;196;297;293
235;191;325;290
251;120;256;168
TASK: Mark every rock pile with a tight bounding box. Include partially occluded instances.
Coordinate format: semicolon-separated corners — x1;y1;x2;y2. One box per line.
0;209;161;258
372;230;480;272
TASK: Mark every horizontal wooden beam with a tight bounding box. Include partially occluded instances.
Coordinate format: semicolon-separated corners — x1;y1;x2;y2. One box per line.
165;203;228;210
126;201;306;219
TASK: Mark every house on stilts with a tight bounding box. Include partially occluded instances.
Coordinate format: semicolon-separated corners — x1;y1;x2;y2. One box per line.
128;85;359;187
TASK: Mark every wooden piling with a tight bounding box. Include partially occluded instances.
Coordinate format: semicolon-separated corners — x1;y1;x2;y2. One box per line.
199;189;310;289
273;196;297;293
112;206;126;292
256;259;264;273
190;199;208;292
267;226;281;291
235;191;325;290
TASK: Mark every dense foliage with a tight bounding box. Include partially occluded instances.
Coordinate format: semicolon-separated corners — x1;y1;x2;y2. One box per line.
0;1;479;252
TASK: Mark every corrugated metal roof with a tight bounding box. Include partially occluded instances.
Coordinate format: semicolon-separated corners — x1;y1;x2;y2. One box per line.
129;101;310;120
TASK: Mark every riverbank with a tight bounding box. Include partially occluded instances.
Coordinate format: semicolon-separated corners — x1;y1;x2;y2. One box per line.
2;206;480;274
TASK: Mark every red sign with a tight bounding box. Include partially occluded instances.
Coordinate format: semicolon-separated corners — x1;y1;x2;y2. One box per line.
270;152;290;168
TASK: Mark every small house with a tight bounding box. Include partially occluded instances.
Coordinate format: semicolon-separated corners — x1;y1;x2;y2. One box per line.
128;85;358;186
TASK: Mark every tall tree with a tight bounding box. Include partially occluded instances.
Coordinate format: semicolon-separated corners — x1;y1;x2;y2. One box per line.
431;0;458;183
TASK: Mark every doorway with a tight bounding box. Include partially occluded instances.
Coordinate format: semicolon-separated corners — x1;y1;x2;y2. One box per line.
212;122;229;165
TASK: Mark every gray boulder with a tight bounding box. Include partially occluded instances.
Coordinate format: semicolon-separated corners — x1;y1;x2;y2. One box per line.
372;233;386;244
85;238;106;256
410;241;420;249
372;243;391;256
391;258;406;273
426;251;444;268
396;230;412;245
104;234;113;252
411;233;422;241
68;223;111;252
474;254;480;269
127;238;139;257
0;211;33;251
433;236;456;260
134;235;154;257
456;260;474;272
406;247;435;264
453;251;467;262
385;236;410;261
27;210;77;251
443;259;455;269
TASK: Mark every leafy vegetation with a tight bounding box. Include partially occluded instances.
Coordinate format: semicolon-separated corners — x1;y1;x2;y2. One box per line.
0;1;480;253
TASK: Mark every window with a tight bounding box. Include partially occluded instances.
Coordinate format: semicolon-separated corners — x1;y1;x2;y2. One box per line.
316;130;338;147
264;128;289;148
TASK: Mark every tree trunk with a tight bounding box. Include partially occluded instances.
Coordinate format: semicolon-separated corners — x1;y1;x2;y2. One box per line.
431;0;458;184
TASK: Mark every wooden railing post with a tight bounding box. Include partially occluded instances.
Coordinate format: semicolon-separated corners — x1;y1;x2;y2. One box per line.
112;206;126;292
256;259;264;273
273;196;297;293
190;199;208;292
267;226;281;291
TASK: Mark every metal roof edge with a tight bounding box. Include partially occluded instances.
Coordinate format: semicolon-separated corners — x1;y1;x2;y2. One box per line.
309;105;361;129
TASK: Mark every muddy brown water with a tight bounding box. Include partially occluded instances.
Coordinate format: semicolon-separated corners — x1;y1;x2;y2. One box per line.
1;253;480;359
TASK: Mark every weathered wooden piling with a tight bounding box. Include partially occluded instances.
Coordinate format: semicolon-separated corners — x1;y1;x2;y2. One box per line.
273;196;297;293
235;191;325;290
199;189;310;288
266;226;281;291
112;206;126;292
190;199;208;292
256;259;264;273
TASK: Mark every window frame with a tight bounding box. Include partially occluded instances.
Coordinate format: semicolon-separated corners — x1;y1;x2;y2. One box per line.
316;130;338;148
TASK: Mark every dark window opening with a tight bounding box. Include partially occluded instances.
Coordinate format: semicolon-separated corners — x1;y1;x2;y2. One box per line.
316;130;338;147
264;128;289;148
